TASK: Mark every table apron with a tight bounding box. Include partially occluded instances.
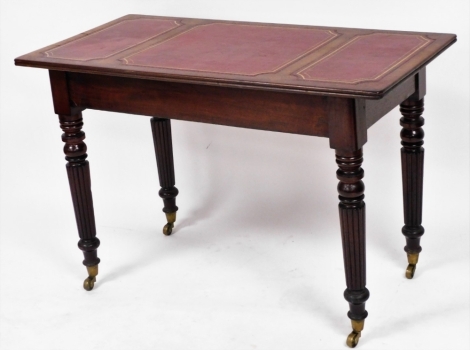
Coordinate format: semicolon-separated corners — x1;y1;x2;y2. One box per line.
66;72;330;137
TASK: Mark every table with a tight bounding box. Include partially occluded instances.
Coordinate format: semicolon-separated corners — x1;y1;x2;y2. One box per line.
14;14;456;347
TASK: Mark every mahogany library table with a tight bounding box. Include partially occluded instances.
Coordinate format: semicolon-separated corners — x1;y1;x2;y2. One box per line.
15;14;456;348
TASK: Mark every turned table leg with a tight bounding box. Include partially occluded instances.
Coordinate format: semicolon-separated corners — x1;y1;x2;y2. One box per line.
336;148;369;348
150;117;179;235
400;97;425;279
59;112;100;291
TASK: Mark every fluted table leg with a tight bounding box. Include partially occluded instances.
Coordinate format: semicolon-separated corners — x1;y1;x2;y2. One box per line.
59;112;100;291
400;97;425;279
151;117;179;235
336;148;369;348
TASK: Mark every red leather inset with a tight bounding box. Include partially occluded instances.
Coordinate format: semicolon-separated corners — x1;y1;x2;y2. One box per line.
123;23;336;75
298;33;431;83
45;19;179;61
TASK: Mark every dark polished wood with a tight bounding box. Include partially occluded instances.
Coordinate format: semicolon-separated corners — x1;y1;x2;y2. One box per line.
336;149;369;322
57;107;100;267
400;97;425;256
150;117;179;214
49;70;100;268
67;72;329;137
15;15;456;347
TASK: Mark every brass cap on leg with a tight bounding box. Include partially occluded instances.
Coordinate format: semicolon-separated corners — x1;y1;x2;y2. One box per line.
86;265;98;278
163;212;176;235
165;212;176;224
406;253;419;279
83;265;99;291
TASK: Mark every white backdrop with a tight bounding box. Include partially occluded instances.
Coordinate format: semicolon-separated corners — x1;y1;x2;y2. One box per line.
0;1;468;349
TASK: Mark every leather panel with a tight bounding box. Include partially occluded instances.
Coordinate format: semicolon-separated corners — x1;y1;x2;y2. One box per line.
123;23;337;75
297;33;432;83
45;18;179;61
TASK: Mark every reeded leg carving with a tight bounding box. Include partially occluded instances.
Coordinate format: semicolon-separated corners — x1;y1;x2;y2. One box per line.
60;112;100;291
151;117;179;235
336;149;369;348
400;98;425;279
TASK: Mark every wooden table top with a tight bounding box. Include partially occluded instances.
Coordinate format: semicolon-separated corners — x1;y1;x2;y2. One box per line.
15;14;456;99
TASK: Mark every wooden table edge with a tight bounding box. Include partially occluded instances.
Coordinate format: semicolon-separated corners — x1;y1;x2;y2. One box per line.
14;34;455;100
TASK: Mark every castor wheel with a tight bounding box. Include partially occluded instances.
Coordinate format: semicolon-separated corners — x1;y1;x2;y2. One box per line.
346;319;364;348
346;331;361;348
163;223;174;236
162;212;176;236
406;264;416;279
405;252;419;279
83;276;96;291
83;265;98;291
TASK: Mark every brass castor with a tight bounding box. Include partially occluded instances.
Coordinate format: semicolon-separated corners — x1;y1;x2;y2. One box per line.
163;212;176;236
346;332;361;348
83;276;96;291
406;264;416;279
163;223;174;235
83;265;98;291
346;319;364;348
405;253;419;279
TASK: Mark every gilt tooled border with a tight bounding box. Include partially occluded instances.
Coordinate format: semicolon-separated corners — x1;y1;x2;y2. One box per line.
121;23;339;77
296;33;433;84
44;19;181;61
